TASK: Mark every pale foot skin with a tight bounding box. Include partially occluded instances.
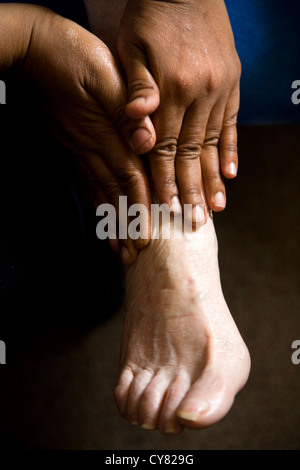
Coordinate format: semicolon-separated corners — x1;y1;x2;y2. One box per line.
114;215;251;435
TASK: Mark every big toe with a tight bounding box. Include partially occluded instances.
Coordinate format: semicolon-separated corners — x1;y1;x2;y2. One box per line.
177;364;249;429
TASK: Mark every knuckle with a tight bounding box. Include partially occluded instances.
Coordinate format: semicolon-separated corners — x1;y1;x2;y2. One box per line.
181;184;201;197
204;128;221;147
201;57;242;96
118;171;143;192
223;111;239;128
177;142;202;159
172;73;191;94
152;138;177;159
166;70;197;103
205;75;218;95
159;176;177;190
203;67;225;95
130;78;158;97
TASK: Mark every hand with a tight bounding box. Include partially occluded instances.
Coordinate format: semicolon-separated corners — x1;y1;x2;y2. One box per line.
117;0;241;219
18;5;158;264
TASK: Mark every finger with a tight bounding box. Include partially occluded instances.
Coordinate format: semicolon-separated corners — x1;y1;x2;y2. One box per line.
175;102;210;226
117;42;160;120
89;157;139;265
77;158;122;253
200;100;228;212
219;85;240;180
89;118;152;250
105;137;152;250
148;103;185;209
129;116;156;155
87;41;156;154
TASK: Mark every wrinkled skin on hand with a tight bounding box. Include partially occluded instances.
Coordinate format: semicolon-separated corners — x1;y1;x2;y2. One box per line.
118;0;241;216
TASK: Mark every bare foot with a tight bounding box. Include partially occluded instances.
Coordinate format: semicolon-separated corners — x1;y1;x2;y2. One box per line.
114;215;250;435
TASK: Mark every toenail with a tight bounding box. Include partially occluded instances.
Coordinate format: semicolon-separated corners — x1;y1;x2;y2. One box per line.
177;401;209;422
141;423;156;431
164;424;179;435
130;420;139;426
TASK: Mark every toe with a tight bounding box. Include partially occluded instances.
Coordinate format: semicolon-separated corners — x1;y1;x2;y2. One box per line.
138;371;171;431
114;367;134;417
176;368;235;429
158;371;191;435
125;369;153;425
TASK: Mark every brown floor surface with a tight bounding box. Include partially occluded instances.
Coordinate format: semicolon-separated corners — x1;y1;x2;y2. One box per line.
0;125;299;450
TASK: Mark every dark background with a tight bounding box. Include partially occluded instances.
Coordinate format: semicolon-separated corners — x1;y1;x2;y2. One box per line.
0;0;299;450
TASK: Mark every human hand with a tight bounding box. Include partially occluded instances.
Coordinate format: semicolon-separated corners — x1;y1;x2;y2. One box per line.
117;0;241;219
17;5;158;264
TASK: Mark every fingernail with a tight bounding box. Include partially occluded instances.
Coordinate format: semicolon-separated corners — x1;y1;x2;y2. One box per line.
214;192;226;208
132;128;152;153
228;162;237;176
170;196;182;214
192;205;205;225
177;401;209;422
131;96;146;106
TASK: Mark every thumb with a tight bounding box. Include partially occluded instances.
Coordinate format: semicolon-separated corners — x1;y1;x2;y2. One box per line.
118;45;160;120
88;40;157;154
